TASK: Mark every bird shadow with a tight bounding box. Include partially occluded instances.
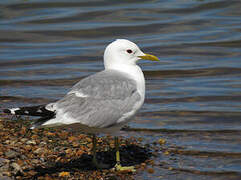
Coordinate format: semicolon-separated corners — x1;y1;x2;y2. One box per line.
32;144;151;178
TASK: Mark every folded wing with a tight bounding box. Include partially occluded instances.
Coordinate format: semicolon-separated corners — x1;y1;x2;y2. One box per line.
33;70;141;129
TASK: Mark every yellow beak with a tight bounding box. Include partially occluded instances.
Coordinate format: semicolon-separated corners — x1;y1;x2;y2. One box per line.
138;53;159;61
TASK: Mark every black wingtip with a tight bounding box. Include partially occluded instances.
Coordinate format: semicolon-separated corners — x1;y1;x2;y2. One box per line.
3;109;11;114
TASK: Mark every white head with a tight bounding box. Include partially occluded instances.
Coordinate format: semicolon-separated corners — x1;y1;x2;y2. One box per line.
104;39;159;69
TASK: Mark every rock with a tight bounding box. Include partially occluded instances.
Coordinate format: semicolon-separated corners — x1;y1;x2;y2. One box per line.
27;170;37;176
1;171;11;177
24;144;32;151
147;168;155;174
0;158;10;172
20;138;28;143
9;140;17;146
26;140;36;145
0;175;13;180
20;154;27;160
10;162;23;175
31;159;39;164
4;140;10;145
158;138;166;145
33;148;44;154
4;150;19;159
0;157;10;166
59;171;70;177
39;141;47;146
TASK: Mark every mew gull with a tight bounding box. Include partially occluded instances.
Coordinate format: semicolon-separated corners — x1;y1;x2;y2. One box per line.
3;39;159;171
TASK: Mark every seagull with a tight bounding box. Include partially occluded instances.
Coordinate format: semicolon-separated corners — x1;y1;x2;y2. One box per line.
3;39;159;171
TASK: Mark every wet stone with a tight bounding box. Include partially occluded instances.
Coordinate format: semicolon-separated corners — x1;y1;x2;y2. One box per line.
20;138;28;143
20;155;27;160
10;162;23;175
0;176;13;180
26;140;36;145
0;158;10;172
4;150;19;159
33;148;45;155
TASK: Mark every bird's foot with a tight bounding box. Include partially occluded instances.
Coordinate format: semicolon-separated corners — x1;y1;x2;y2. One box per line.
113;163;136;172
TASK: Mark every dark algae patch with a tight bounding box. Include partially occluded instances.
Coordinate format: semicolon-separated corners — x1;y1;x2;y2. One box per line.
33;145;150;178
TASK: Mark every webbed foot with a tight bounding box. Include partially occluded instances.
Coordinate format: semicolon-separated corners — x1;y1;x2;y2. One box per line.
113;163;136;172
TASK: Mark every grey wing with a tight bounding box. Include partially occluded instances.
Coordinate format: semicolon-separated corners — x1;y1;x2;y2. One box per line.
69;70;138;99
47;70;141;128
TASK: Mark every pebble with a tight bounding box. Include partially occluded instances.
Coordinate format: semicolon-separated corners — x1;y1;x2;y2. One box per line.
26;140;36;145
0;158;10;172
158;138;166;145
32;159;39;164
39;141;47;146
147;168;155;174
20;138;28;143
33;148;44;154
4;140;10;145
10;163;23;175
4;150;18;159
0;176;13;180
20;155;27;160
59;171;70;177
27;170;37;176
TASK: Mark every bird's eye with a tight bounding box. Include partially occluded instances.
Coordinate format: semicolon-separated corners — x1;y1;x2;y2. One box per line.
126;49;133;54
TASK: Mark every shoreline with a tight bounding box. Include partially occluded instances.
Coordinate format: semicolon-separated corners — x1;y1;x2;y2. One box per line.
0;115;154;179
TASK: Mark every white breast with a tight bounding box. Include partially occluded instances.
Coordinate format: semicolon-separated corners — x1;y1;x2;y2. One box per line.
106;64;145;102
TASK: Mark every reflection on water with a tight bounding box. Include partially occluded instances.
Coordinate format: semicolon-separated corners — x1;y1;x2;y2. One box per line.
0;0;241;179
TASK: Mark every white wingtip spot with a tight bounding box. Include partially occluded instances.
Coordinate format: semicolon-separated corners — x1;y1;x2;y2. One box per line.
46;103;55;111
10;108;20;115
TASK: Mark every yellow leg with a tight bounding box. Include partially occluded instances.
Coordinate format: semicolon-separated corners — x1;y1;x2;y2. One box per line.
114;136;135;172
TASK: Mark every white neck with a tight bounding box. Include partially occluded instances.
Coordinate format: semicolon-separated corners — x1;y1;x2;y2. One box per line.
105;64;145;101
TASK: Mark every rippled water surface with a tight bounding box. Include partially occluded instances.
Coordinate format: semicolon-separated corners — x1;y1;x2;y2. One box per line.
0;0;241;179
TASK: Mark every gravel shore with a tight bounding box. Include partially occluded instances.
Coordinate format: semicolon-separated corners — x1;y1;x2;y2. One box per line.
0;114;153;179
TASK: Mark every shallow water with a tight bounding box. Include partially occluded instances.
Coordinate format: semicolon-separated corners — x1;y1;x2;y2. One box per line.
0;0;241;179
